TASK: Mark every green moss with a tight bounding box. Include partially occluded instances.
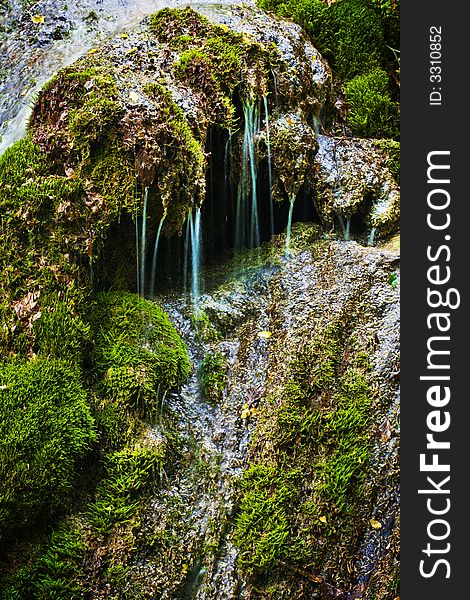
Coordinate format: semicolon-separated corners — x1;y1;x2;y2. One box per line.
198;351;227;404
0;359;96;542
344;67;399;138
142;81;207;213
151;7;272;104
234;322;374;582
259;0;385;80
233;463;300;569
0;137;93;358
30;67;136;215
319;369;372;511
87;442;165;534
33;296;91;364
88;292;190;409
190;310;220;343
29;526;85;600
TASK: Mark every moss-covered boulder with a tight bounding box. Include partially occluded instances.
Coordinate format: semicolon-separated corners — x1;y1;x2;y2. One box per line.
88;291;190;410
26;5;330;238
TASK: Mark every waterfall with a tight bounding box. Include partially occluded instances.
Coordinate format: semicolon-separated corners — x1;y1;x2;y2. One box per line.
140;187;149;296
263;96;274;238
368;227;377;246
285;195;296;252
190;207;202;310
149;215;166;297
183;210;192;297
135;208;140;297
224;132;232;188
236;99;260;250
337;213;351;241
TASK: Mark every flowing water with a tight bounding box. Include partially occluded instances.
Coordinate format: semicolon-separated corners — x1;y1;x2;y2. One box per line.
263;95;274;238
235;100;261;250
149;215;166;297
190;207;203;309
284;195;296;252
130;228;400;597
140;187;149;296
142;248;279;597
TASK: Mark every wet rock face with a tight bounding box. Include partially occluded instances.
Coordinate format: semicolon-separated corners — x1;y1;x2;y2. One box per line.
27;4;331;238
228;227;400;598
97;226;399;599
313;135;400;239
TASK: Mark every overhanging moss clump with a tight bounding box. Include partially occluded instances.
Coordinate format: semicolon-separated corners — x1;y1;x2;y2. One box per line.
24;6;289;243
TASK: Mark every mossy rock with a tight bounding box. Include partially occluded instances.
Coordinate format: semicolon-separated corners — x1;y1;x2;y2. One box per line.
0;358;96;542
87;291;190;410
25;5;329;240
87;440;166;535
232;295;387;592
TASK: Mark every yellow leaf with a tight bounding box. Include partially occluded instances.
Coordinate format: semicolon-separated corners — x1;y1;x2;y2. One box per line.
129;92;139;103
370;518;382;529
88;48;99;55
120;33;129;39
319;515;327;524
257;331;271;339
31;14;45;24
126;47;138;55
181;563;189;574
241;403;251;419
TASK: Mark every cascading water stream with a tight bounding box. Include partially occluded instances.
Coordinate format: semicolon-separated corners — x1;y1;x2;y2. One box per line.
140;187;149;296
149;215;166;297
183;210;192;298
236;99;260;250
135;208;141;297
285;195;296;252
190;207;203;310
263;95;274;238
